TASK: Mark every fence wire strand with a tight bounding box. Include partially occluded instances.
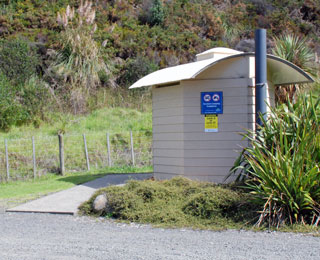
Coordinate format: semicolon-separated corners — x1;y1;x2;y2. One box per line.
0;131;152;182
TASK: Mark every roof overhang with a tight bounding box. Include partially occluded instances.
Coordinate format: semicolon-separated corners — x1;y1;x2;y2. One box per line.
129;53;314;89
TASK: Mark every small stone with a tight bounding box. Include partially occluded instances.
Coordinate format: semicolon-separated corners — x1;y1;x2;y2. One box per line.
93;194;107;213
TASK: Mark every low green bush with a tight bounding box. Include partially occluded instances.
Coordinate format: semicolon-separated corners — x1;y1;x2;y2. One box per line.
79;177;256;229
182;188;241;219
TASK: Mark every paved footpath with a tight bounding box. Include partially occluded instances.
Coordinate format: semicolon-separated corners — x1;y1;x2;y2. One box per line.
0;212;319;260
7;173;152;215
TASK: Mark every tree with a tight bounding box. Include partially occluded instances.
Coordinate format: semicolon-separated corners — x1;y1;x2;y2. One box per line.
149;0;165;26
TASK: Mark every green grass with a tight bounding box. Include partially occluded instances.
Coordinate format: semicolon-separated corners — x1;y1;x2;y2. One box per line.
79;177;320;234
0;165;152;208
0;106;152;139
0;107;153;181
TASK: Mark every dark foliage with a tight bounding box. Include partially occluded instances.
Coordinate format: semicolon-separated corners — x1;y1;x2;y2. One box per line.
0;38;40;85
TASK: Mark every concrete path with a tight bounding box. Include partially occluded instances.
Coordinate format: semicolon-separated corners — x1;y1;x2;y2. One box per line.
6;173;152;215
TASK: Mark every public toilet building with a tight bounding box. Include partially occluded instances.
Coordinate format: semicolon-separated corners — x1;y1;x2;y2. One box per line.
130;48;313;183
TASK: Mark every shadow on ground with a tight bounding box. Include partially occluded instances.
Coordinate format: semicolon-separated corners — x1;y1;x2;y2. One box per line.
58;173;153;189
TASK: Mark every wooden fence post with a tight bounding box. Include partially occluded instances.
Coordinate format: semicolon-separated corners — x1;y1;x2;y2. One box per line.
130;131;135;166
106;133;112;167
32;136;36;179
5;139;9;181
58;134;65;176
83;134;90;171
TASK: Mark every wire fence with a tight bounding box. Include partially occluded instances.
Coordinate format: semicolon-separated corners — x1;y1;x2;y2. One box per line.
0;131;152;182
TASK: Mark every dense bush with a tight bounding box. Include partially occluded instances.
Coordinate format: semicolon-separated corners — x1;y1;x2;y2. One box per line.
20;76;51;123
0;72;51;131
182;188;241;219
79;177;256;228
0;38;40;85
117;56;158;88
138;0;165;26
0;37;53;131
149;0;165;26
0;74;27;131
231;93;320;227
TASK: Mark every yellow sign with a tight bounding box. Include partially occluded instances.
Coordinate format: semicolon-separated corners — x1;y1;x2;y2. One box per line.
205;115;218;132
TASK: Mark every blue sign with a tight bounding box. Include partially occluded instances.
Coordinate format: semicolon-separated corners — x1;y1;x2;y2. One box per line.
201;92;223;114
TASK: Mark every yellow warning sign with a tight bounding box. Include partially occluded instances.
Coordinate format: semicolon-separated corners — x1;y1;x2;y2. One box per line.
205;115;218;132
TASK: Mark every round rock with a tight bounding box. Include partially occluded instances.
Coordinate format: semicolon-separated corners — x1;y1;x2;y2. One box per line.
92;194;108;213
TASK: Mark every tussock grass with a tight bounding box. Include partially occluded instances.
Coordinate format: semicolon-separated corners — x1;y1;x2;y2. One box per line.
79;177;257;230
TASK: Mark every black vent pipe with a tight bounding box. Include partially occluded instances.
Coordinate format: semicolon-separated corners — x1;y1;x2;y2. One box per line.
255;29;267;127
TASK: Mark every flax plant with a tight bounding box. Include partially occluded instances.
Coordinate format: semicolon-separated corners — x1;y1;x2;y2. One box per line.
230;93;320;227
53;1;107;113
272;34;317;103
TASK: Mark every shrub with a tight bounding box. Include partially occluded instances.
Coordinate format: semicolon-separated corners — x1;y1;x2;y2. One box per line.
182;188;241;219
20;76;51;123
138;0;165;26
230;93;320;227
79;177;255;228
0;74;27;131
0;38;40;85
0;72;51;131
117;56;158;88
149;0;165;26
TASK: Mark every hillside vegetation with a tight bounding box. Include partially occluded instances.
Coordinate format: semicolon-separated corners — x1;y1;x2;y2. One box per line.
0;0;319;131
1;1;320;59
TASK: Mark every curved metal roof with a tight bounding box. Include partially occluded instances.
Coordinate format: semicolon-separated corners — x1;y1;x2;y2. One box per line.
129;52;314;89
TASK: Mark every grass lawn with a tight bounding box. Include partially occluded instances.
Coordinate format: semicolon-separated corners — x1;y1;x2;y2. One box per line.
0;166;152;209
